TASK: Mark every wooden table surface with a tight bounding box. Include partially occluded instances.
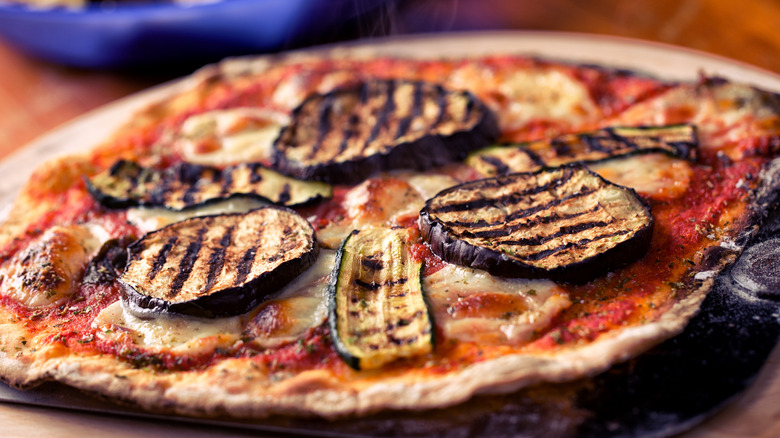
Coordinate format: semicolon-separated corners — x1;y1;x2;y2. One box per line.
1;0;780;437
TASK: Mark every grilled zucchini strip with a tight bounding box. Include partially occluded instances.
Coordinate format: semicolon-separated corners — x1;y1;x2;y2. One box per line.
328;227;434;370
420;164;654;282
272;79;500;184
467;124;697;177
119;206;318;318
86;160;332;210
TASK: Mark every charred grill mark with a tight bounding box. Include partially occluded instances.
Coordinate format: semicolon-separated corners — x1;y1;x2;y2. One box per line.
249;164;263;184
354;277;409;291
462;97;475;123
605;129;639;151
431;85;449;128
181;179;202;206
395;82;424;139
551;138;572;157
220;165;235;197
203;225;234;291
233;246;258;287
148;235;178;281
461;205;601;238
277;183;291;205
167;225;209;299
476;155;512;175
496;186;600;224
430;169;576;214
497;219;615;246
365;81;396;149
336;114;361;159
517;229;632;262
521;147;547;168
582;132;617;153
307;95;335;161
361;257;384;271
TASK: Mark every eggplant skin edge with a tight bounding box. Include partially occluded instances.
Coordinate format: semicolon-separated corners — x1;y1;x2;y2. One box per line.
419;209;653;283
119;208;320;319
418;167;656;284
120;247;319;319
271;90;501;185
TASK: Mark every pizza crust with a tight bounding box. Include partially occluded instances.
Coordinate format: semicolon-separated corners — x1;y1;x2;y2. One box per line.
1;45;779;421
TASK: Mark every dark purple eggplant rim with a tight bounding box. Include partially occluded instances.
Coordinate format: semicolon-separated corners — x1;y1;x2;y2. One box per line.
119;205;319;319
84;160;333;211
419;163;654;284
271;80;501;185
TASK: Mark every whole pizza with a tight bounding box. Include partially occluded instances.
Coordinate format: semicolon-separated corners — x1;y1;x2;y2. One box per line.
1;36;779;424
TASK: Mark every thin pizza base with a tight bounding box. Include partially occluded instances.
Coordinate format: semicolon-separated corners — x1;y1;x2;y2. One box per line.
1;43;779;420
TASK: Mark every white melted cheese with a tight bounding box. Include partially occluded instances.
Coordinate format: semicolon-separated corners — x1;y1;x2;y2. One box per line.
92;251;336;352
588;153;693;198
174;107;289;166
424;264;572;344
447;65;600;130
316;172;460;249
246;250;336;348
0;224;108;307
126;197;268;234
609;82;780;154
93;301;244;354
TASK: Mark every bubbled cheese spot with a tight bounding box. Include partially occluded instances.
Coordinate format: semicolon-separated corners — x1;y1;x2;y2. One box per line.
0;224;106;307
175;107;289;166
447;65;600;131
423;264;572;344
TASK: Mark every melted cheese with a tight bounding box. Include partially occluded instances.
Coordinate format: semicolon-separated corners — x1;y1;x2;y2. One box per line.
447;65;600;131
245;250;335;348
126;197;268;234
424;264;572;344
588;154;692;199
93;301;244;354
316;173;460;248
609;82;780;156
174;107;289;166
0;224;106;307
92;251;336;352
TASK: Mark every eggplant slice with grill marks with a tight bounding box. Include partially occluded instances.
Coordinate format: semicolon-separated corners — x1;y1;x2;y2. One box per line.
419;164;654;283
86;159;332;210
119;206;318;318
328;227;434;370
271;79;500;184
467;124;697;177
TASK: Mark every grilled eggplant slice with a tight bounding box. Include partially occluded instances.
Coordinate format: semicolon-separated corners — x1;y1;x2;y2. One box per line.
119;206;318;318
272;79;500;184
86;160;331;210
467;124;697;177
328;227;434;370
419;164;654;282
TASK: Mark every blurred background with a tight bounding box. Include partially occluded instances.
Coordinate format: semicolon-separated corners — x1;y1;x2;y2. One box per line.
0;0;779;157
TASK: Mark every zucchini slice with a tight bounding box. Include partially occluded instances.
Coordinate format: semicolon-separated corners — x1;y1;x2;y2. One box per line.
467;124;697;177
86;160;332;210
419;164;654;282
328;227;434;370
272;79;500;184
119;206;318;318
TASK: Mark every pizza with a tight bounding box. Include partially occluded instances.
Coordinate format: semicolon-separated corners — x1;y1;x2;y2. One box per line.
0;42;779;423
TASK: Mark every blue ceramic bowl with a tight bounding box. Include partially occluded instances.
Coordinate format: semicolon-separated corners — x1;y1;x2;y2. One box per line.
0;0;387;69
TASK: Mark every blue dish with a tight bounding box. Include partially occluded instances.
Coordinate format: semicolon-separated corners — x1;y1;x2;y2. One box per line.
0;0;388;69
